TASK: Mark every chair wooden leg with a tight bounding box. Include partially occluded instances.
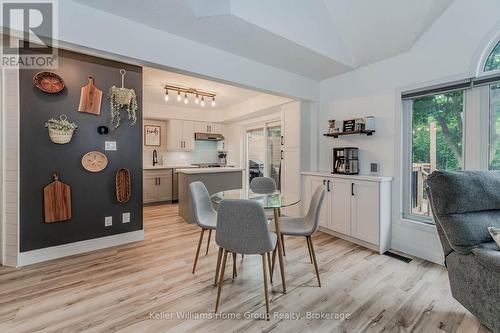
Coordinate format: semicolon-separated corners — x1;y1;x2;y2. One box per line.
261;253;270;321
281;234;286;257
307;236;321;287
266;252;273;284
206;229;212;255
232;252;237;278
271;246;277;278
192;229;205;274
215;249;229;313
214;247;223;286
306;237;313;263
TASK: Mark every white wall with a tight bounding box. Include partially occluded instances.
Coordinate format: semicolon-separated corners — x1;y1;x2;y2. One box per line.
144;103;219;122
318;0;500;264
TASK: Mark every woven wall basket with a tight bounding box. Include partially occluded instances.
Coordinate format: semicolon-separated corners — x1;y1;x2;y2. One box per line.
48;127;74;144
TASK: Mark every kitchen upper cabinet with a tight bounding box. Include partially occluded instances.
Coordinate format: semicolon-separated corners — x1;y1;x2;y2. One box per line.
302;174;391;254
281;102;300;149
195;122;223;134
167;119;195;151
329;179;352;235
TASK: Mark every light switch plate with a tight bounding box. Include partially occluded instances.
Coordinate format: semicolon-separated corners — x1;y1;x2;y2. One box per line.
105;141;117;151
122;212;130;223
105;216;112;227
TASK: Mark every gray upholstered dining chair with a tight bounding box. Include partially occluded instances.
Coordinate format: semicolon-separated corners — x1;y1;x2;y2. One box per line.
269;186;325;287
250;176;277;194
214;199;277;320
189;181;217;274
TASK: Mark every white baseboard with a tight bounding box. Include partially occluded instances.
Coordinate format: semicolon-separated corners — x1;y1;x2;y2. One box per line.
17;230;144;267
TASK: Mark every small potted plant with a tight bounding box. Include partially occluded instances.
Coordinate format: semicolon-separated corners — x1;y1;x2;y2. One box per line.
45;115;77;144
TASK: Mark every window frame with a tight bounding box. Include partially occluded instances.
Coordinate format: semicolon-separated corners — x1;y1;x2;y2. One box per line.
480;40;500;77
402;90;468;224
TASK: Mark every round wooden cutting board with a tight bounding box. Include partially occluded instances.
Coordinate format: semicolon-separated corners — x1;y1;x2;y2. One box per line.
81;151;108;172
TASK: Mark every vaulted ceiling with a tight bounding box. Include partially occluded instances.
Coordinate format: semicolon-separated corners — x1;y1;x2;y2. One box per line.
74;0;454;80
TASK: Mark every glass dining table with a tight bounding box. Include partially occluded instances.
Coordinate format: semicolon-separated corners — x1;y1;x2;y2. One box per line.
210;188;300;294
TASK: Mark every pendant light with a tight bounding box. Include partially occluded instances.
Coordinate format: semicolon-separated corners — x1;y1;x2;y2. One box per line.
211;96;216;107
184;92;189;104
201;96;205;107
164;89;169;102
195;94;199;104
177;90;181;101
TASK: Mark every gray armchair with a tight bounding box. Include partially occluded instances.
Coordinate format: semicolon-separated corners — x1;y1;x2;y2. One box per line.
427;170;500;333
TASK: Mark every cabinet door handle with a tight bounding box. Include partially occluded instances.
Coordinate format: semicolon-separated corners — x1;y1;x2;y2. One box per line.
351;183;354;196
281;136;284;146
155;177;158;186
158;177;161;185
327;180;331;192
209;125;212;132
323;179;326;185
281;150;284;160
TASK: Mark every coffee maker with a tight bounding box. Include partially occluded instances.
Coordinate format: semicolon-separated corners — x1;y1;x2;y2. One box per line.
333;147;359;175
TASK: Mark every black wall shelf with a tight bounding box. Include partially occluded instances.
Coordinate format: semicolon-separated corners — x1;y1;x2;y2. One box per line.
323;130;375;138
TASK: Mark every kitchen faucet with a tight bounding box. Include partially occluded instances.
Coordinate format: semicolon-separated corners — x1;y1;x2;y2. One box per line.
152;149;158;166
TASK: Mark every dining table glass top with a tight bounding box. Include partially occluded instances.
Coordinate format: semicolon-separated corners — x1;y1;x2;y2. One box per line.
210;188;300;209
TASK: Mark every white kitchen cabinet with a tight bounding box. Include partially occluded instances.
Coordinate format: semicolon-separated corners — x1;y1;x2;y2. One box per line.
217;140;227;152
281;101;300;149
302;173;392;254
329;178;352;235
280;102;301;216
195;122;223;134
167;119;195;151
143;169;173;203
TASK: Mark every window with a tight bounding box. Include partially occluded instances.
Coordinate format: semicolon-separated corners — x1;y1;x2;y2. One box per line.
484;41;500;72
266;125;282;187
489;83;500;169
405;91;465;221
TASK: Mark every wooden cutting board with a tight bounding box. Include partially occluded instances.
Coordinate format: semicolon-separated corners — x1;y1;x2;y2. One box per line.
43;173;72;223
78;77;102;115
116;168;131;203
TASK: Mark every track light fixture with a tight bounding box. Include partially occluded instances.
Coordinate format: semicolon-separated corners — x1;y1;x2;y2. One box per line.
164;84;216;108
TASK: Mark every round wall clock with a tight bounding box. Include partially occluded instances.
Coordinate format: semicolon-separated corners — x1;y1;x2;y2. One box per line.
33;72;65;94
81;151;108;172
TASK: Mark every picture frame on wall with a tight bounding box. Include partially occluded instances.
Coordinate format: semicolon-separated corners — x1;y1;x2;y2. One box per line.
144;125;161;146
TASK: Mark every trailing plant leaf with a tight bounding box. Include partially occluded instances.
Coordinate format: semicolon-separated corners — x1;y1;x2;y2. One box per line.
45;115;77;132
108;86;138;128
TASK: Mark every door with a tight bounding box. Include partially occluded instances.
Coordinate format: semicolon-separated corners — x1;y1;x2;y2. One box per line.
310;177;329;228
166;119;182;151
182;120;195;151
143;176;158;203
351;180;380;244
266;125;282;187
246;128;265;185
281;102;300;149
157;174;173;201
329;178;351;235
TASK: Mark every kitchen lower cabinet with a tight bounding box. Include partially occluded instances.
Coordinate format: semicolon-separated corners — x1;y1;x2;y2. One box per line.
302;173;392;254
143;169;173;203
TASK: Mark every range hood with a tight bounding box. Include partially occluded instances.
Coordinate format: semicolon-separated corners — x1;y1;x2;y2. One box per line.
195;133;225;141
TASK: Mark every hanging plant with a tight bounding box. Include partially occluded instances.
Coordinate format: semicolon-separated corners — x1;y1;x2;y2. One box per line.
45;115;77;144
108;69;138;128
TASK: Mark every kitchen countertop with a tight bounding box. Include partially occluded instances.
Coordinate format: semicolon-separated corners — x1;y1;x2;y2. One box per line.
302;171;392;182
176;167;244;174
143;165;199;170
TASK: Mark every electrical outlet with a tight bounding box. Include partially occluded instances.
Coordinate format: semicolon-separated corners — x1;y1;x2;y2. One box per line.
105;141;117;151
105;216;112;227
122;212;130;223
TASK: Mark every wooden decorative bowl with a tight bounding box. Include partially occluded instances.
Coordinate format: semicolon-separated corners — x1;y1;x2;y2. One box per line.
33;72;65;93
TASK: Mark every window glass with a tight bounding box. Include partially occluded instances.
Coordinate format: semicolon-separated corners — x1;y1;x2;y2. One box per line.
484;41;500;72
266;126;281;187
410;91;464;219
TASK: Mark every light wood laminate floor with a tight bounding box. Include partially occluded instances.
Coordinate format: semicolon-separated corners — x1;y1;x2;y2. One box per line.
0;204;490;333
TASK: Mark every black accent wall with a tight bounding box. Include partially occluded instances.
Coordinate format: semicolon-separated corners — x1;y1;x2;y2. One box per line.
19;49;143;252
